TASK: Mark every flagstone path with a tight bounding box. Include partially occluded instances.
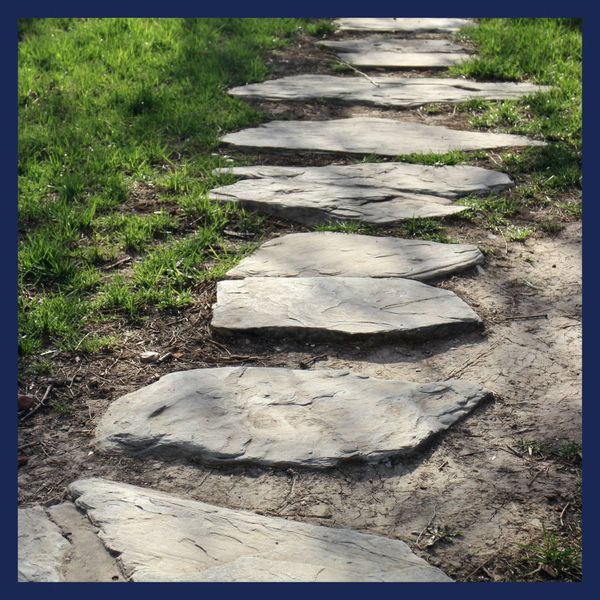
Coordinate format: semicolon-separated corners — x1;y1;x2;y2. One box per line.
319;37;469;68
211;162;513;224
221;117;544;156
229;75;548;108
96;368;489;468
20;17;553;582
226;232;483;280
333;17;473;32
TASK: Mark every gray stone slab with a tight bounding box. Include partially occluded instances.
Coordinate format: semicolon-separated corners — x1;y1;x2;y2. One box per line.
319;38;468;68
48;503;124;582
96;367;489;469
221;117;545;156
333;17;473;32
211;277;482;342
229;75;549;107
18;505;70;582
69;477;453;581
211;162;513;225
226;232;483;280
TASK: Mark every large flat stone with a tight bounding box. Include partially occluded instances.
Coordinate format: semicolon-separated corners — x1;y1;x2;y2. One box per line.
211;162;513;225
226;232;483;280
18;506;70;582
333;17;473;32
221;117;545;156
97;367;489;468
69;477;453;581
229;75;549;107
211;277;482;342
319;38;468;68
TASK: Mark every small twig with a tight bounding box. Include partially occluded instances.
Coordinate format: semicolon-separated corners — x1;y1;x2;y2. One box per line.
335;58;380;87
103;256;132;271
559;502;570;527
101;350;124;376
276;470;298;514
502;445;524;458
19;385;52;423
299;353;328;369
416;506;437;549
502;313;548;322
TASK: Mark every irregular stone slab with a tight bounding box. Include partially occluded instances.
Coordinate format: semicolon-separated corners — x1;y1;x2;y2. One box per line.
229;75;549;107
211;277;482;342
221;117;545;156
69;477;453;581
48;503;124;582
333;17;473;32
211;162;513;225
319;38;468;68
227;232;483;280
18;506;70;582
97;367;489;468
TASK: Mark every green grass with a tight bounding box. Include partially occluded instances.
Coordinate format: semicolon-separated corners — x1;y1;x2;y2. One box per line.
18;18;323;356
520;531;582;581
452;19;581;194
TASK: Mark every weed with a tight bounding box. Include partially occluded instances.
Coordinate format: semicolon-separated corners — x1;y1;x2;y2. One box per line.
399;218;452;243
506;225;534;242
520;531;581;581
314;221;374;235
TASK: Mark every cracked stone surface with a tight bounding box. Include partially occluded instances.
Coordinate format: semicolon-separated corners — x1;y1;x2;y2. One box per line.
18;503;125;582
211;162;513;225
211;277;482;342
221;117;545;156
68;477;453;581
18;506;70;582
229;75;549;107
226;232;483;281
96;367;489;468
333;17;473;32
319;38;468;68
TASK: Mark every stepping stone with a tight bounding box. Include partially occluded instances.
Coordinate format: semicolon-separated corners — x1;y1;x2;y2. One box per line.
319;38;468;68
333;17;473;32
221;117;545;157
18;506;70;582
226;232;484;280
211;277;482;342
68;477;453;581
18;503;125;582
229;75;549;107
97;367;489;468
211;162;513;225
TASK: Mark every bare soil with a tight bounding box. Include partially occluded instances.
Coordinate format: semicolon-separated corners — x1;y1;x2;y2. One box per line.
18;29;582;582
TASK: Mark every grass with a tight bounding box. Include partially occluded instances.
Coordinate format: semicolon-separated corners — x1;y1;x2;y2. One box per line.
18;18;325;357
451;18;581;195
520;531;582;581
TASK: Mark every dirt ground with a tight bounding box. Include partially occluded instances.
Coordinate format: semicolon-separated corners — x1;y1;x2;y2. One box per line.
18;32;582;582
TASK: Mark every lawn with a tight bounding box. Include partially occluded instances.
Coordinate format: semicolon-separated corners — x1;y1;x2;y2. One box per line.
18;18;329;358
18;17;582;359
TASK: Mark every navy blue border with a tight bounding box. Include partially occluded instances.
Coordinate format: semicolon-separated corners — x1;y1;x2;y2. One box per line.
6;2;595;598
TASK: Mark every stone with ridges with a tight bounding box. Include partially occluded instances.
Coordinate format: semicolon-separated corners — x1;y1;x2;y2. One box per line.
226;232;483;280
221;117;545;156
319;38;468;68
96;367;489;467
69;477;454;581
211;162;513;225
18;506;70;582
333;17;473;32
229;75;549;107
211;277;482;342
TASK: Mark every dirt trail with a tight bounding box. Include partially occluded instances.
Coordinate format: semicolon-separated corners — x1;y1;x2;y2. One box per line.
18;27;581;582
